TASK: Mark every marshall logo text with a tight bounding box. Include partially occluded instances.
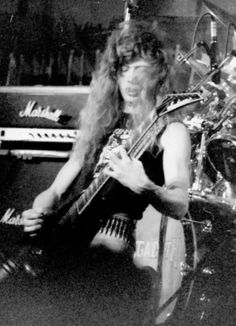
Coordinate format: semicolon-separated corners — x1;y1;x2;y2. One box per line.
19;100;63;122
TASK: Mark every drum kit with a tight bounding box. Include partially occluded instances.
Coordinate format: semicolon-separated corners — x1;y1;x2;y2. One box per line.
182;54;236;264
135;64;236;323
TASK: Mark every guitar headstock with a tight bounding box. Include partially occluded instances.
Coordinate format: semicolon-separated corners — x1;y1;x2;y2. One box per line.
160;92;204;114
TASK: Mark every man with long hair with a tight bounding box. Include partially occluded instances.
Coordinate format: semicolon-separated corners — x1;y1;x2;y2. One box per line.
21;19;191;325
23;19;190;241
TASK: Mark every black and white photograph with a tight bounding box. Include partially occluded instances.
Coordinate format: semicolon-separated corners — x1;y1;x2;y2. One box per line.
0;1;236;325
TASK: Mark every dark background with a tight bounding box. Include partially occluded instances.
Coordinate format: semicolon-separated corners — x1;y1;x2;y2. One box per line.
0;0;235;87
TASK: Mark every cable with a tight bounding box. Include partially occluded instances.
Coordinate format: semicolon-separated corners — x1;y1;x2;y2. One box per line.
189;12;212;85
191;12;212;49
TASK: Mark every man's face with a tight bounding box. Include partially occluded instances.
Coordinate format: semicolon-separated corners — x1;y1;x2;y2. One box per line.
117;59;152;105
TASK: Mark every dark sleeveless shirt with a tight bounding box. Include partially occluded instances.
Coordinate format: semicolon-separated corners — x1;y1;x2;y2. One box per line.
62;113;166;222
92;113;165;220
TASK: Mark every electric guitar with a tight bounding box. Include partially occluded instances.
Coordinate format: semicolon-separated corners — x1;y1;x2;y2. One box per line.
51;92;203;230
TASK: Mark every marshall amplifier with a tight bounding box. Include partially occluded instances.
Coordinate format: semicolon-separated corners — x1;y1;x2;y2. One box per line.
0;86;89;158
0;86;89;128
0;86;89;218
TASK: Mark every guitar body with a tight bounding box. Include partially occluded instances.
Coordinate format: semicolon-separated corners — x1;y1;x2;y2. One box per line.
134;205;186;325
45;196;109;252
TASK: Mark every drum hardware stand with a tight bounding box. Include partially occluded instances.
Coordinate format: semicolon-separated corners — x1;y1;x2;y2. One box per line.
186;126;215;273
191;128;208;193
143;214;169;326
212;102;235;134
182;217;213;233
185;128;209;274
181;212;212;277
210;172;226;193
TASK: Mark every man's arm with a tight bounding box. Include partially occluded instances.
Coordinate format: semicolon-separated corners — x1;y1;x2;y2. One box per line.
33;153;82;209
104;122;191;219
22;152;82;232
143;122;191;219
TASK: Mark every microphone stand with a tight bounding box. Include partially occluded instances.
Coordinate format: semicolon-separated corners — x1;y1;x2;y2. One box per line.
123;0;139;21
210;16;221;84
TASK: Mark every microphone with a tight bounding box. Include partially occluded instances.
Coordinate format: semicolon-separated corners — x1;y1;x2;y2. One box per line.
210;16;221;84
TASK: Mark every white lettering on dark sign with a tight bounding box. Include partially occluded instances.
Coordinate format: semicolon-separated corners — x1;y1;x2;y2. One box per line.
19;100;62;122
0;208;22;225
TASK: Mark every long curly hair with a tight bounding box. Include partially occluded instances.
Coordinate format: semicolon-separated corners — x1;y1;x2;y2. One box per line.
73;20;169;165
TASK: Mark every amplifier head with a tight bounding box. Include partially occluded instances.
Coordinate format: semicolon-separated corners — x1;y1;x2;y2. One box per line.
0;86;89;129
